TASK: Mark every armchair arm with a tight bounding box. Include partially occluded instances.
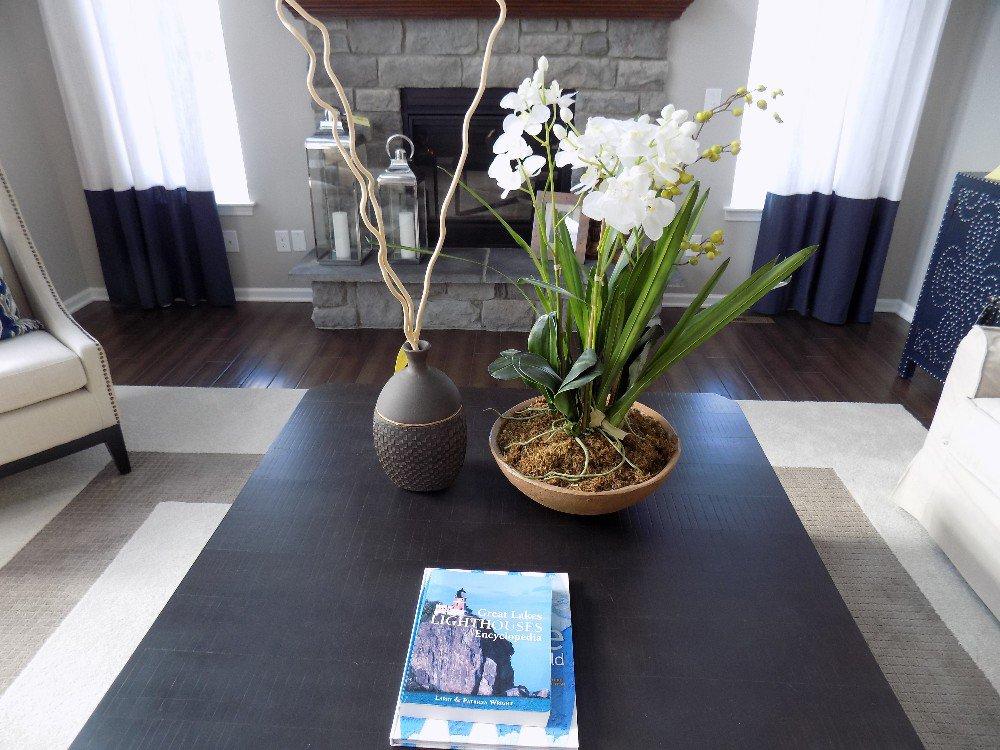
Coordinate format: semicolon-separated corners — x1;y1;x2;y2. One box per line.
0;161;120;430
929;326;1000;439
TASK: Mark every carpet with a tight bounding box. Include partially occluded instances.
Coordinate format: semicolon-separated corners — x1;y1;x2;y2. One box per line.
777;468;1000;748
1;388;998;749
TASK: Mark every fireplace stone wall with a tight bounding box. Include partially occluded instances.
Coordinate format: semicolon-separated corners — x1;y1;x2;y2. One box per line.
298;16;673;331
305;17;672;170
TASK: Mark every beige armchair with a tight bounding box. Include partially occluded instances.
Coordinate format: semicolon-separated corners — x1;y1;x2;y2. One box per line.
0;158;129;478
893;325;1000;619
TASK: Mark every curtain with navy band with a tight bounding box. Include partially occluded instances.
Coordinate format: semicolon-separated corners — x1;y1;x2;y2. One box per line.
39;0;237;309
751;192;899;324
739;0;950;324
85;187;234;308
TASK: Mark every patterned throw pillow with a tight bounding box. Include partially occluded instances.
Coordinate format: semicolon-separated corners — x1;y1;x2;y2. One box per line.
0;271;42;340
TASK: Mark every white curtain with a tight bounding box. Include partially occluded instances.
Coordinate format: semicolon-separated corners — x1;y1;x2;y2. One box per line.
732;0;951;208
38;0;247;200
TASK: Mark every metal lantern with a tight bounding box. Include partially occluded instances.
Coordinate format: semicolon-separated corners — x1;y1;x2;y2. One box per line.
377;134;428;263
305;116;372;265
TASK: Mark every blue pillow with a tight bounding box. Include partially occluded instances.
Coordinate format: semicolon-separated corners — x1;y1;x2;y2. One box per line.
0;271;42;340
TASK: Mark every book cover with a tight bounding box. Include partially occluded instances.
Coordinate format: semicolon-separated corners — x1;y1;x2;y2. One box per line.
391;572;578;749
397;569;554;727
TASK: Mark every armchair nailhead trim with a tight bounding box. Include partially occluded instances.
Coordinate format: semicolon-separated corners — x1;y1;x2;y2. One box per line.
0;163;120;423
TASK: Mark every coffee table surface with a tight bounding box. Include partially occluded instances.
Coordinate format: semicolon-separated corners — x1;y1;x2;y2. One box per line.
72;387;919;748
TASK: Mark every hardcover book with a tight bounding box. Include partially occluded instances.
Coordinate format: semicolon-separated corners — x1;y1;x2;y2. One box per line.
397;569;554;727
391;572;577;749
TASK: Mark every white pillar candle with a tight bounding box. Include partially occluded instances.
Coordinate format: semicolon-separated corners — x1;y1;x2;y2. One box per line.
331;211;351;260
398;210;416;259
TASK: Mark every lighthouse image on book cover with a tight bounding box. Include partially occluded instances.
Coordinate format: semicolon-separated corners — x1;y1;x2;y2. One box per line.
399;569;553;726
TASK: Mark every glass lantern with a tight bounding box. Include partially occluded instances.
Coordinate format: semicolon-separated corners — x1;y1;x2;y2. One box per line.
305;116;372;265
377;134;428;263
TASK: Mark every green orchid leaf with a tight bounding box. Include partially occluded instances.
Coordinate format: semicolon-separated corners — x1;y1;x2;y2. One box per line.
556;349;602;394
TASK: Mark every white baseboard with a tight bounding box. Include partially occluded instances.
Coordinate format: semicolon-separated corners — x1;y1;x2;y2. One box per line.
63;286;313;310
661;291;915;323
874;298;916;322
64;287;109;313
234;287;312;302
69;285;916;324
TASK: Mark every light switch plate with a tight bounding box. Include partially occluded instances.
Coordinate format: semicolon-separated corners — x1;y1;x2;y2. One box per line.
290;229;307;253
275;229;291;253
704;88;723;110
223;229;239;254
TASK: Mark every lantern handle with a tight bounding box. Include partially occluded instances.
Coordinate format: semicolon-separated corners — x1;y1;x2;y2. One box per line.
386;133;415;161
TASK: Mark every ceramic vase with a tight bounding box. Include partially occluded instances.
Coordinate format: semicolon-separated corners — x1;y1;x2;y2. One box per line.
373;340;466;491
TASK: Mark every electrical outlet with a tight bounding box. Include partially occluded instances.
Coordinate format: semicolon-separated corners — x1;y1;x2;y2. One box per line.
704;88;723;110
223;229;239;254
290;229;307;253
275;230;291;253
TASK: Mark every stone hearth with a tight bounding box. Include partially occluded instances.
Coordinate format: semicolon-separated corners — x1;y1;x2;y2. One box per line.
291;248;542;331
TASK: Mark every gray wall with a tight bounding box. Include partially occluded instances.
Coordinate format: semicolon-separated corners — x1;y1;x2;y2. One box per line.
0;0;103;301
216;0;317;293
879;0;1000;310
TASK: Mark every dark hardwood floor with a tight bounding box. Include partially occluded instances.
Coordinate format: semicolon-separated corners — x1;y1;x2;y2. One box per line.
74;301;944;425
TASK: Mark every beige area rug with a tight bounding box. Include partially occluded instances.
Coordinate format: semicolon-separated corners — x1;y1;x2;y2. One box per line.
778;468;1000;749
0;452;259;694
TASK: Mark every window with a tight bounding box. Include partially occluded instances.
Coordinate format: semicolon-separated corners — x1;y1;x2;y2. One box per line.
729;1;860;212
186;0;251;206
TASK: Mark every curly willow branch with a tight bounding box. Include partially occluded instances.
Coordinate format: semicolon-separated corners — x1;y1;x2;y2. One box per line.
275;0;508;349
413;0;507;340
275;0;415;345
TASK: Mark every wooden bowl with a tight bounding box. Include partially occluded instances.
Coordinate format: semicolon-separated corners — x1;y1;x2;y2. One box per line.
488;399;682;516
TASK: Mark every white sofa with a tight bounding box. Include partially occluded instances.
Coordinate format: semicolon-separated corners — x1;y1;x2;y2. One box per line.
0;158;128;478
893;325;1000;619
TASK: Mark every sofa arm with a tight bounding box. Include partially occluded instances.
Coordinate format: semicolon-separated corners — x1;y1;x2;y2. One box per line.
929;326;1000;440
977;326;1000;398
0;161;120;430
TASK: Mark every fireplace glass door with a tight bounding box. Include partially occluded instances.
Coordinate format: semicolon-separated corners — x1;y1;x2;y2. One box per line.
401;88;573;250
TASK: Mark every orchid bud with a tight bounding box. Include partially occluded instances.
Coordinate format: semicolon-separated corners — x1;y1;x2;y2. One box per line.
756;84;766;92
736;86;748;96
756;99;768;110
732;106;744;117
729;140;741;155
689;256;699;266
537;56;549;73
706;251;718;260
702;241;716;253
695;110;713;123
710;229;725;244
678;171;693;184
744;93;753;103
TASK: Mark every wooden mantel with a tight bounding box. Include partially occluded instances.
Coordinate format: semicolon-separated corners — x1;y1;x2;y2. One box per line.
295;1;694;19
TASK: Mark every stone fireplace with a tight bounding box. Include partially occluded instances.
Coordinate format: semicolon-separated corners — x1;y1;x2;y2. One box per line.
292;16;671;330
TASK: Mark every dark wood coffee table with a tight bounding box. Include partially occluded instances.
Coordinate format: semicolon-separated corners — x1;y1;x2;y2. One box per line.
72;387;920;748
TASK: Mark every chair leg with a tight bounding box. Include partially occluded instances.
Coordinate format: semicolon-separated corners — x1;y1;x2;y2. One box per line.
105;424;131;474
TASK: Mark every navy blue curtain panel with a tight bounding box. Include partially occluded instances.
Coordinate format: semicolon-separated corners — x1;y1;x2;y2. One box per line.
749;192;900;324
85;187;235;309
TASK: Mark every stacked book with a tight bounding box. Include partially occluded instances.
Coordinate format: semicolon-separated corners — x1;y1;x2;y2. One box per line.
390;568;578;749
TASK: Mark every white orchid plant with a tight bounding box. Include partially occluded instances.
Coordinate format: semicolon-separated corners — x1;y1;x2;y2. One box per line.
483;57;815;441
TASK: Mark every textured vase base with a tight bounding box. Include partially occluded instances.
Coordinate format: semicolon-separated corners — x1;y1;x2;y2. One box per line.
373;407;467;492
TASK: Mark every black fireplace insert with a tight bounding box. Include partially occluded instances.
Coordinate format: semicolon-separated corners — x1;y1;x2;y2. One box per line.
401;87;573;250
